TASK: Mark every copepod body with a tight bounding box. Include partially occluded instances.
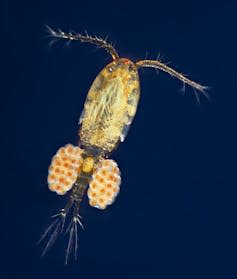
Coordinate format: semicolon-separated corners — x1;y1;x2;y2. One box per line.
40;26;207;263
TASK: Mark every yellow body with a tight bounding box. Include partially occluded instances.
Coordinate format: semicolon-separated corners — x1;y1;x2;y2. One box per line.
43;27;207;264
79;58;140;155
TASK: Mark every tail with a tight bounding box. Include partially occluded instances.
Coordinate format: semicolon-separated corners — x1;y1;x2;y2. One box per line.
65;204;84;263
38;198;84;264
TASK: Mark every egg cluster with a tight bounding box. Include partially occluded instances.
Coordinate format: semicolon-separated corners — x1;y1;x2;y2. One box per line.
87;159;121;209
48;144;83;195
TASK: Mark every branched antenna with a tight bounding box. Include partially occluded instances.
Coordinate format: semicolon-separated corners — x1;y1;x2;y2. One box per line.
136;59;209;101
46;25;119;60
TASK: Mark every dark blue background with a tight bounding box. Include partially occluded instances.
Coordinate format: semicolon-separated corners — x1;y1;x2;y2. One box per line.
4;0;237;278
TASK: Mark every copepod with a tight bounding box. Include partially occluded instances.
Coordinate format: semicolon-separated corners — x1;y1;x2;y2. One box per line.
39;26;208;263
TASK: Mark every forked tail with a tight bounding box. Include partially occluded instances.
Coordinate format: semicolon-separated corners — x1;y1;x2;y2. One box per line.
38;197;84;264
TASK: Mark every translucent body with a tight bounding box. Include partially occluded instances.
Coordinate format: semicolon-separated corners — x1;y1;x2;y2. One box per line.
79;58;140;155
42;27;207;264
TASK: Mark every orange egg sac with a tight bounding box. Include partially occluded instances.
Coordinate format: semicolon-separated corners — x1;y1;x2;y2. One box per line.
47;144;83;195
87;159;121;209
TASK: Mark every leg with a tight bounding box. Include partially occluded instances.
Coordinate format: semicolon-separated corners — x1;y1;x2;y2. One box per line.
46;25;119;60
136;60;209;99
